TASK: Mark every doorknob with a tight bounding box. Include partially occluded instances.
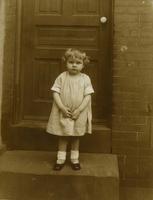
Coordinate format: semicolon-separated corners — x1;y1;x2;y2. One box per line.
100;17;107;23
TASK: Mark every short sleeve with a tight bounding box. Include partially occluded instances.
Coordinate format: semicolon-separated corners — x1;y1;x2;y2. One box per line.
51;74;63;93
84;75;94;96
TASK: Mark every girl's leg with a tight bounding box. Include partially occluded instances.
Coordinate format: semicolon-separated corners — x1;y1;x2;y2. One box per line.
56;137;68;164
70;137;80;164
71;136;80;151
58;136;69;151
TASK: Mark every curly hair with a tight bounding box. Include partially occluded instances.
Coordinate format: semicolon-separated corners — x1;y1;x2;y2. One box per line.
62;48;90;65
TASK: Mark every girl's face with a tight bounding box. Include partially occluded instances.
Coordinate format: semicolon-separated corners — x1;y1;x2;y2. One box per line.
66;56;84;75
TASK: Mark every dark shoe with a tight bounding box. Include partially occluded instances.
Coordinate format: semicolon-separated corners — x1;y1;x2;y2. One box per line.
71;162;81;170
53;163;65;171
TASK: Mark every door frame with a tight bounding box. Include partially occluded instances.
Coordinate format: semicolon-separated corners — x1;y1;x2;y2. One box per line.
1;0;114;146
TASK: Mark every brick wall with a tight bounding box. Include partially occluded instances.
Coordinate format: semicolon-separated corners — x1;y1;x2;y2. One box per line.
112;0;153;186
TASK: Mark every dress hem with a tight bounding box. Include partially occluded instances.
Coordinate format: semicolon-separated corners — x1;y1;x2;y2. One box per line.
46;130;91;137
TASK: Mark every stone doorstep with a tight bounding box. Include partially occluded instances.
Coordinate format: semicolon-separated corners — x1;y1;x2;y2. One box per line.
12;121;110;131
8;124;111;152
0;144;6;154
0;151;118;177
0;173;119;200
0;151;119;200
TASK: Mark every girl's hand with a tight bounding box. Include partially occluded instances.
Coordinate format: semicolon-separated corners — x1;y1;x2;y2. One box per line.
61;106;72;118
72;109;81;120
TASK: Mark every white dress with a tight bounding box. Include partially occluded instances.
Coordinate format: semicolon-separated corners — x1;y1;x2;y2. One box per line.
46;71;94;136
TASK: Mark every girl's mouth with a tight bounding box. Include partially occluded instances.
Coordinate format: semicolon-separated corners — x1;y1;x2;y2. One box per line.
69;69;78;74
71;69;77;72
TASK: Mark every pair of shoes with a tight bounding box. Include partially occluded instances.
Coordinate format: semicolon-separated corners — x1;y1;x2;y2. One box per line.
53;163;65;171
71;162;81;170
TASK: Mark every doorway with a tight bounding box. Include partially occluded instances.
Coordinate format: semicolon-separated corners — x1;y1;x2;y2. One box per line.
8;0;113;151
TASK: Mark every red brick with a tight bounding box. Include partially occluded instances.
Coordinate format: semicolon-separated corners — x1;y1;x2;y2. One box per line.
114;14;139;23
139;156;153;179
112;146;140;155
124;156;139;179
115;0;142;7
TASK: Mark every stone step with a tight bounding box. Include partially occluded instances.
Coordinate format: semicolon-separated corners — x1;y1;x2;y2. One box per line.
0;151;119;200
8;124;111;153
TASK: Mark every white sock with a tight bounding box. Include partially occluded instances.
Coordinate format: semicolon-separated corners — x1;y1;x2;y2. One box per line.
57;151;66;164
70;150;79;164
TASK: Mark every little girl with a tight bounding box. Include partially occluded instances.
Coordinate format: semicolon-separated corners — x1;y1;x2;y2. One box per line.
46;48;94;171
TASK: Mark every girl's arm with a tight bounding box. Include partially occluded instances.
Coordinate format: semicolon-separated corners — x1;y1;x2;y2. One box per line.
78;95;91;112
72;95;91;119
53;92;72;117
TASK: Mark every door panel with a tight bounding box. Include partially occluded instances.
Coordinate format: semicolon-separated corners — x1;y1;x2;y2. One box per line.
14;0;112;125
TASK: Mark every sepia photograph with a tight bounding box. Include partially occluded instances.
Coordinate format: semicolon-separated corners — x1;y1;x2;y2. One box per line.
0;0;153;199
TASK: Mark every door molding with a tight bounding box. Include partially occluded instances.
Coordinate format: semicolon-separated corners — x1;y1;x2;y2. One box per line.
1;0;17;143
13;0;23;124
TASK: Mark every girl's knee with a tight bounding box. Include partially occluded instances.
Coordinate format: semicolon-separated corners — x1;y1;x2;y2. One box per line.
71;137;80;150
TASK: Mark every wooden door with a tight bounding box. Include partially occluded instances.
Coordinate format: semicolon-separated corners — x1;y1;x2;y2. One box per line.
12;0;112;141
